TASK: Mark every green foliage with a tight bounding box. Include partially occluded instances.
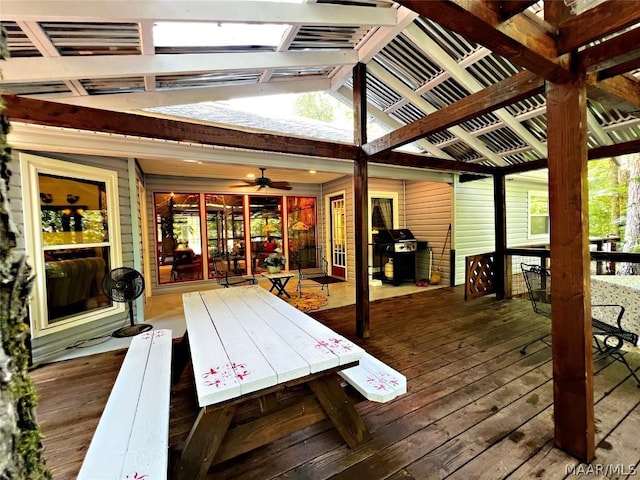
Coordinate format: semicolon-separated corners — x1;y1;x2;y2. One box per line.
588;159;627;237
293;93;335;122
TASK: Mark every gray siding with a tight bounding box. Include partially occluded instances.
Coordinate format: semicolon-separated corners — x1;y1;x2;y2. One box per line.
405;180;453;284
15;151;134;363
454;175;550;286
454;177;496;286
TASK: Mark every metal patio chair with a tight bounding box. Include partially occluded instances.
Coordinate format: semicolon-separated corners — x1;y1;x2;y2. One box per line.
520;263;552;354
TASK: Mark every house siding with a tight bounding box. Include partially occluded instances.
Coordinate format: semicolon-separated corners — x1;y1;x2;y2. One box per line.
454;175;550;286
13;151;134;363
405;180;453;284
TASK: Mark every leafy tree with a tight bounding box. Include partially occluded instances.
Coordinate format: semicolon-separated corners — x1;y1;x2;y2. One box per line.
619;153;640;274
293;93;335;122
588;158;626;238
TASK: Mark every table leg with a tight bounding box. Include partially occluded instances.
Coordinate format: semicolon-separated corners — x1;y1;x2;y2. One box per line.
177;405;237;480
172;331;190;384
308;374;371;448
269;278;292;298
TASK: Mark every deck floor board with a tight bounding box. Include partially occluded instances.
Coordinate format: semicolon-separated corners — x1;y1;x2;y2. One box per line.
30;286;640;479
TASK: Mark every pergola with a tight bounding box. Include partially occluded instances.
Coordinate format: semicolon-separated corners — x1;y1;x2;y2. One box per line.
3;0;640;464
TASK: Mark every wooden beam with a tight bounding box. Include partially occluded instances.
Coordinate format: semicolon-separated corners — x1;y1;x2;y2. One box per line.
371;151;495;175
397;0;573;82
353;63;370;339
557;0;640;55
577;28;640;75
500;136;640;175
499;0;539;19
587;75;640;114
362;70;545;156
598;57;640;82
500;158;547;175
546;75;595;463
544;0;571;29
1;95;359;160
589;138;640;160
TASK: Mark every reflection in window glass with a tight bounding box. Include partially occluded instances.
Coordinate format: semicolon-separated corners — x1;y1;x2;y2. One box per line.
529;192;550;237
154;192;203;284
288;197;317;268
39;174;108;246
249;196;283;273
38;173;112;323
206;194;246;278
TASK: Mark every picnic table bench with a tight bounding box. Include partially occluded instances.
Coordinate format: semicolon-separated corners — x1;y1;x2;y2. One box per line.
77;329;172;480
174;285;406;479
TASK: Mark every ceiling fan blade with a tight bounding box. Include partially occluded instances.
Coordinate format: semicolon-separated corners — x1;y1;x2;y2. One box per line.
270;181;292;190
230;182;255;188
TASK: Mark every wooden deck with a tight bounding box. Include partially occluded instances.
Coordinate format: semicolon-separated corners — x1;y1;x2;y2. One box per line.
31;287;640;479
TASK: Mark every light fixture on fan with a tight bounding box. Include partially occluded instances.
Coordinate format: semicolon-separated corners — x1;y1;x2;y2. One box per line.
230;167;292;191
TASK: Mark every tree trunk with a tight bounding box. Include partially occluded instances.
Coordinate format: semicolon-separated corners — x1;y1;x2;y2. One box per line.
619;154;640;275
1;27;51;478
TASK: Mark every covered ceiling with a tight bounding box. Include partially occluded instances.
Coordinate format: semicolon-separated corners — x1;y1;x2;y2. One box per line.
2;0;640;181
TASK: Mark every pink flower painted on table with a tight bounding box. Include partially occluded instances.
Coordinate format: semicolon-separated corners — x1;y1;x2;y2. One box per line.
366;372;401;391
314;337;354;354
201;363;250;388
124;472;147;479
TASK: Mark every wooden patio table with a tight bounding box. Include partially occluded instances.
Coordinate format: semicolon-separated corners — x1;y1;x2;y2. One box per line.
175;285;369;480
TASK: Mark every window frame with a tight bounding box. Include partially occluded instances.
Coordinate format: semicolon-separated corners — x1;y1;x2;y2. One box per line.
20;153;124;338
368;191;399;241
528;190;550;240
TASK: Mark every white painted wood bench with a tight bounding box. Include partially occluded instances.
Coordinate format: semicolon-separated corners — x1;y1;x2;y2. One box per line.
78;329;172;480
338;352;407;402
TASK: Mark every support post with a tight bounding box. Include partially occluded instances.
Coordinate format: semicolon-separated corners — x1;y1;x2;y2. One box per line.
547;74;595;462
353;62;370;338
493;172;507;299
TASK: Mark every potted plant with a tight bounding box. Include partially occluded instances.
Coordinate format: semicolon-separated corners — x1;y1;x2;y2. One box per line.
263;253;286;273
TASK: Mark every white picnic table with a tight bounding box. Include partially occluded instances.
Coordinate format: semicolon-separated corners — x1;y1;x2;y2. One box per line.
175;285;369;480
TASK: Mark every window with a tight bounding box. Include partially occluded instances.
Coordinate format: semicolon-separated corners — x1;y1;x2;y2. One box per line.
529;192;550;237
154;192;203;284
21;153;123;337
249;195;283;273
288;197;317;268
206;194;246;278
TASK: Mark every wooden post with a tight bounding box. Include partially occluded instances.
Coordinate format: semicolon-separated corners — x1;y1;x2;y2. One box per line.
493;172;507;300
547;74;595;462
353;63;370;338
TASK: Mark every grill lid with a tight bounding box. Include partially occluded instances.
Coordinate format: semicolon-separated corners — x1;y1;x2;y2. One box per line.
375;229;416;244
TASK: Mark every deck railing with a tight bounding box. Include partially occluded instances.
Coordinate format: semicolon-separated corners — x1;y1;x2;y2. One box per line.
466;249;640;300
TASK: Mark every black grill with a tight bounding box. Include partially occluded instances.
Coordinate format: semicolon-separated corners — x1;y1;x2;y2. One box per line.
373;229;418;285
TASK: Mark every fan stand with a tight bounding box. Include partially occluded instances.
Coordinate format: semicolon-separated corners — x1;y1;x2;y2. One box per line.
112;301;153;338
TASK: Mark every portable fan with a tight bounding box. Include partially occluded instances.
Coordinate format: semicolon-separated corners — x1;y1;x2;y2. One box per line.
103;267;152;338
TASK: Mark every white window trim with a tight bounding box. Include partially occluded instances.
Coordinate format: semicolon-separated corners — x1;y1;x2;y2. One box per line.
368;191;399;242
20;153;124;338
528;190;550;241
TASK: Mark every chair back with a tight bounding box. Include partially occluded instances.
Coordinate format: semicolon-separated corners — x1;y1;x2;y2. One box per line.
211;253;256;287
521;263;551;317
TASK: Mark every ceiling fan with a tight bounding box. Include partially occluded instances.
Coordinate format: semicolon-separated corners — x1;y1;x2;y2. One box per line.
231;167;292;191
